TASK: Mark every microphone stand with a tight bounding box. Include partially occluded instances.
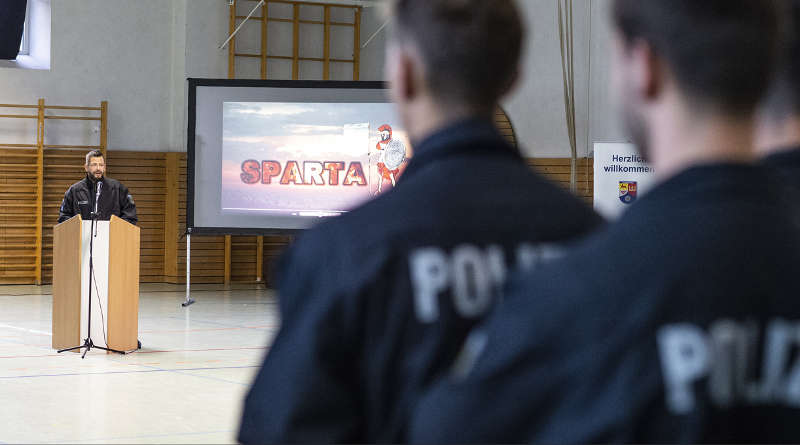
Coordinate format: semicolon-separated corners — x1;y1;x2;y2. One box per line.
58;181;126;358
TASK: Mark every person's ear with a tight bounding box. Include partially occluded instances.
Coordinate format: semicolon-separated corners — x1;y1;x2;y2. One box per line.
628;38;662;103
387;43;421;104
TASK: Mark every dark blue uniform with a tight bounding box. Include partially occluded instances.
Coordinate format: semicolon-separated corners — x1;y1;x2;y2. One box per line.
410;163;800;443
238;119;603;443
762;147;800;226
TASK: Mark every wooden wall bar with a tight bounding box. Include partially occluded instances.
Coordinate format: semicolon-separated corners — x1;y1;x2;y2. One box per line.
1;101;106;285
106;151;167;282
42;150;86;284
0;148;39;284
529;158;594;205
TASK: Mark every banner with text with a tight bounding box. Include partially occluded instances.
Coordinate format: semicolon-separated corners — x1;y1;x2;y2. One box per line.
593;142;656;219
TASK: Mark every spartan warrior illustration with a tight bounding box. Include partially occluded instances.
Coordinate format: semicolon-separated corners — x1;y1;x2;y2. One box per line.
375;124;407;194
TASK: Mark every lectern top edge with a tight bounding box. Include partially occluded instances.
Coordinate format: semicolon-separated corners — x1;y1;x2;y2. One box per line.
55;214;141;229
55;213;82;228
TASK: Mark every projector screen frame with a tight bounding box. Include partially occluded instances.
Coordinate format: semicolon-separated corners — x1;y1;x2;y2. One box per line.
186;78;389;236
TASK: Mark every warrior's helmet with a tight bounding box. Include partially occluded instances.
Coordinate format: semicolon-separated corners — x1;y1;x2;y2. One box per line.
378;124;393;143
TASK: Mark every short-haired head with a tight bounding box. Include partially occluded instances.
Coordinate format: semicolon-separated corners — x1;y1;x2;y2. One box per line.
389;0;524;111
85;149;104;166
612;0;782;116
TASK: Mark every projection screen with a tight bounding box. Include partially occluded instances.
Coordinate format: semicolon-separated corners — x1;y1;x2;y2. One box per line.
187;79;412;235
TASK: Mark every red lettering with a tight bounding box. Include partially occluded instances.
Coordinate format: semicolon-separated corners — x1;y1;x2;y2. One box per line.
280;160;304;185
261;161;281;184
323;162;345;185
241;160;260;184
242;160;374;186
343;162;367;186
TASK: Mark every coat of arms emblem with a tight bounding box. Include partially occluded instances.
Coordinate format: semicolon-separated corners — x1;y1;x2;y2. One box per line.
619;181;637;204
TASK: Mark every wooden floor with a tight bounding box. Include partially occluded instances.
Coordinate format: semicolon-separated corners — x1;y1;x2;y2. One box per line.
0;283;278;444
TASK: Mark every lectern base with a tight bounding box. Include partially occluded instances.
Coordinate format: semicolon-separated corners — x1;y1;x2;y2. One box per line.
58;338;142;358
58;337;125;359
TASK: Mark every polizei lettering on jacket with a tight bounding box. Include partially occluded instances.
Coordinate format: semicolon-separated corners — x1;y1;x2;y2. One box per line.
409;243;564;323
240;160;368;186
658;319;800;414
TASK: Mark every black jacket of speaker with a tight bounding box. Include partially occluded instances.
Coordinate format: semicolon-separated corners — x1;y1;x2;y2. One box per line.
58;174;138;225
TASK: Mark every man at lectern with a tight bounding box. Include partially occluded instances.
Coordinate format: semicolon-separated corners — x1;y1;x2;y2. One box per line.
57;149;138;225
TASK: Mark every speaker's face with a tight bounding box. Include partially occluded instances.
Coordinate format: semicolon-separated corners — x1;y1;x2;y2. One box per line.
85;156;106;180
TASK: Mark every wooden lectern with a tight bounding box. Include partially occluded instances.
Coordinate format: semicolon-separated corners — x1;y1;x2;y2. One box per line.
52;215;140;351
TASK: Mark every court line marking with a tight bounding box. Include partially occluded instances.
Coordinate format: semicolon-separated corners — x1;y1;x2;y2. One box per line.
0;346;267;359
0;364;259;380
166;315;272;331
0;286;267;298
115;360;255;387
133;346;268;354
0;353;61;359
140;288;268;295
0;336;54;351
138;325;276;334
0;291;271;298
40;429;234;444
0;323;52;336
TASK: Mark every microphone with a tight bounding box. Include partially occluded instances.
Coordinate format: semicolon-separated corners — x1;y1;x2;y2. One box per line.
94;181;103;216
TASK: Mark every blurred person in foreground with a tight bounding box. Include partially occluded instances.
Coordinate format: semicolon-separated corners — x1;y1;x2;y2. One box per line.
410;0;800;443
757;0;800;223
238;0;603;442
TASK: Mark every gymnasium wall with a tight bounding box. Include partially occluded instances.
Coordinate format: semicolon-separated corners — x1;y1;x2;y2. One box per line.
354;0;630;158
0;1;174;152
0;0;627;157
588;0;627;145
0;0;612;286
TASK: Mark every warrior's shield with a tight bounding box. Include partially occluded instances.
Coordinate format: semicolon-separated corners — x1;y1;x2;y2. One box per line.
383;139;406;170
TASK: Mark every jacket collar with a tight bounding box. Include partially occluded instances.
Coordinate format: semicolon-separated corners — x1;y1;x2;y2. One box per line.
84;173;104;185
762;146;800;166
401;118;520;182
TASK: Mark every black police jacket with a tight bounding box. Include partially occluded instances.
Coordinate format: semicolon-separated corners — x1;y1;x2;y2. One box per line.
238;118;604;443
58;175;138;225
763;146;800;227
410;163;800;443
